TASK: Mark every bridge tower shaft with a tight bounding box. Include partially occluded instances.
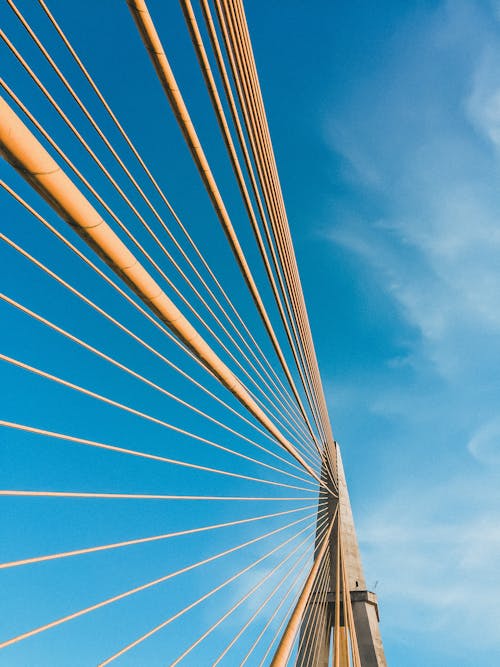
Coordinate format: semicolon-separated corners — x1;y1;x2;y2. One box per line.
297;444;387;667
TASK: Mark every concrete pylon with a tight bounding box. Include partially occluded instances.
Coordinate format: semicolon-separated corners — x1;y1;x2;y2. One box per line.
297;443;386;666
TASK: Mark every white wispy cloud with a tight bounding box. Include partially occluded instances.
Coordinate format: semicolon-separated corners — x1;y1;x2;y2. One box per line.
468;416;500;464
326;1;500;377
358;474;500;652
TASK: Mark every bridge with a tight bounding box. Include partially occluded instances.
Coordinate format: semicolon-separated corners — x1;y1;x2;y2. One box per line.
0;1;386;665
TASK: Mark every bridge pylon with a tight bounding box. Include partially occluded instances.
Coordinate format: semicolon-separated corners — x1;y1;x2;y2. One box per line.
297;443;387;666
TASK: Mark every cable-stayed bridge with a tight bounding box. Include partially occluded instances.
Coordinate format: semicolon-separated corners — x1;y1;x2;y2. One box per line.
0;1;386;664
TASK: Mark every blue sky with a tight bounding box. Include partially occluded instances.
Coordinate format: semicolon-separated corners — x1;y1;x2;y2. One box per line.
1;0;500;665
242;0;500;664
294;1;500;664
